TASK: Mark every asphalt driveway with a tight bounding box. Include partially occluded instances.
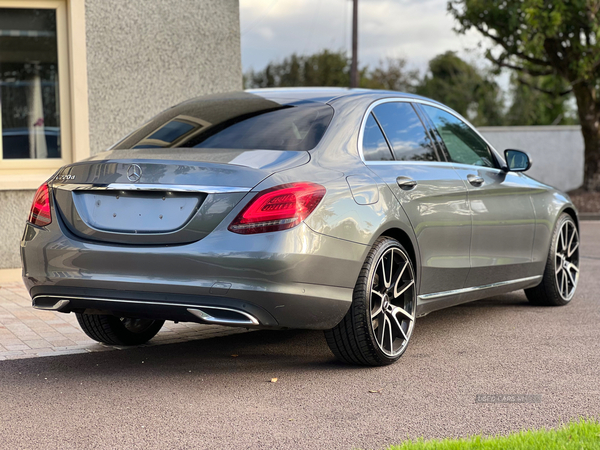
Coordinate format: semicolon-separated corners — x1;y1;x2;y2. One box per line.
1;222;599;450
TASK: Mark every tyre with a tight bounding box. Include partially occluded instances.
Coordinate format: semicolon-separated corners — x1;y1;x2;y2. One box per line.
325;237;417;366
76;313;164;345
525;213;580;306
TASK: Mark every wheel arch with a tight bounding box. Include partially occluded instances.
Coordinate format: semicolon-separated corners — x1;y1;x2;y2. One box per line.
561;206;579;230
376;226;421;293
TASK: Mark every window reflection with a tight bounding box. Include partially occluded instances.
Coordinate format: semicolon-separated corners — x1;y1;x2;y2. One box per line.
115;95;334;152
421;105;494;167
373;103;437;162
0;8;61;159
362;113;393;161
132;116;211;149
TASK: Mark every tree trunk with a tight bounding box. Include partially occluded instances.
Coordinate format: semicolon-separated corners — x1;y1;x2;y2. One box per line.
572;83;600;191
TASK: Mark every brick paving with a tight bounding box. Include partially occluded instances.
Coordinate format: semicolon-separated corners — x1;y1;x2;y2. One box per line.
0;281;249;361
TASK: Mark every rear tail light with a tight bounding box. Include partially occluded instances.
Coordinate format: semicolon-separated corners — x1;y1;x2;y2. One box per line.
228;182;326;234
28;183;52;227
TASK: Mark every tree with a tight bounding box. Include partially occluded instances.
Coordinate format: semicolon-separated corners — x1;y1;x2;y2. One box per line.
415;51;504;126
245;51;414;91
245;50;353;88
362;57;419;93
449;0;600;190
505;74;577;126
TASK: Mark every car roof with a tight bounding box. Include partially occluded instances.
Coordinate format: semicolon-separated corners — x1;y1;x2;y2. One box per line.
246;87;438;105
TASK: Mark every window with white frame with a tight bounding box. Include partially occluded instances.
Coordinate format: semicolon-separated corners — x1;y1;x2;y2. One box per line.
0;7;62;160
0;1;74;180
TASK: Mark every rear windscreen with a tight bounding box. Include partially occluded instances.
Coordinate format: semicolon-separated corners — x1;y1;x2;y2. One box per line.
112;94;334;152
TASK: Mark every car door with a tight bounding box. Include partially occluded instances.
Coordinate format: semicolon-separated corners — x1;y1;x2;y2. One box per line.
361;100;472;295
419;104;537;287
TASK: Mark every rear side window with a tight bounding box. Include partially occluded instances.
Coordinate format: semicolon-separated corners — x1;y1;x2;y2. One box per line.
362;113;393;161
372;102;437;162
113;97;334;152
421;105;495;167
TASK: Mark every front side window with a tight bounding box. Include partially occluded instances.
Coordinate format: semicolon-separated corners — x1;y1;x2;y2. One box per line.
372;102;437;162
0;8;61;160
421;105;495;168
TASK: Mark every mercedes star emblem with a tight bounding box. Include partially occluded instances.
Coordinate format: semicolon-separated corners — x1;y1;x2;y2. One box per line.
126;164;142;182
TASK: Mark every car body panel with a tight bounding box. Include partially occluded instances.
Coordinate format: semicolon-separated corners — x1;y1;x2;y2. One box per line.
58;148;311;185
364;161;472;294
450;164;538;286
21;214;368;329
50;150;310;245
530;185;578;264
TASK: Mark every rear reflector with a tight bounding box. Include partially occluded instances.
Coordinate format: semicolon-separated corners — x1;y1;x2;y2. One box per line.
228;182;325;234
28;183;52;227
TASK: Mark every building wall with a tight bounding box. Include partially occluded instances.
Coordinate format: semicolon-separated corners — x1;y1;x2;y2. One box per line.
479;126;584;193
85;0;242;155
0;191;35;269
0;0;241;270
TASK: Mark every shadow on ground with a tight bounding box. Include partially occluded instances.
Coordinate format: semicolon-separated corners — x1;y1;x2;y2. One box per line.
0;291;539;378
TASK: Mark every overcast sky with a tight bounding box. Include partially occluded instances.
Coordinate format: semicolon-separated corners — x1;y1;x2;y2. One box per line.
239;0;488;75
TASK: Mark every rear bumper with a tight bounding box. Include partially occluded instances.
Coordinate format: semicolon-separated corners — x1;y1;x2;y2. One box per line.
21;220;368;330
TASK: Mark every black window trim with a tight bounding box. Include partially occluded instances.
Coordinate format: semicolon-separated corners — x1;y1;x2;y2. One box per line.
358;97;504;169
408;103;446;163
412;103;449;163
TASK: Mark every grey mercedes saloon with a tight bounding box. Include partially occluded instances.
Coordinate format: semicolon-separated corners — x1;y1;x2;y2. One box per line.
21;88;580;366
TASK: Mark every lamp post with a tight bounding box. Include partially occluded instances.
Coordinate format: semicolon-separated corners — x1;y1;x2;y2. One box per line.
350;0;358;88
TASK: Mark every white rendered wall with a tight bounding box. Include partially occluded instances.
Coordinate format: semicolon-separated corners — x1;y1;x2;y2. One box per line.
479;126;584;192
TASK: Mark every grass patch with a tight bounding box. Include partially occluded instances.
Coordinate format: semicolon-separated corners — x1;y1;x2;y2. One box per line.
389;418;600;449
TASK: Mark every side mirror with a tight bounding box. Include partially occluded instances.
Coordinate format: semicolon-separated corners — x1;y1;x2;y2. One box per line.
504;149;532;172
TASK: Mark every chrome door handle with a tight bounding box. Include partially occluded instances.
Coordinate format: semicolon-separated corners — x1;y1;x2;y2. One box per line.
467;174;484;186
396;176;417;190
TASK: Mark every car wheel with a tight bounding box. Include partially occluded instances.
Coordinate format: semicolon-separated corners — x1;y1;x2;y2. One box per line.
325;237;417;366
525;213;580;306
76;313;164;346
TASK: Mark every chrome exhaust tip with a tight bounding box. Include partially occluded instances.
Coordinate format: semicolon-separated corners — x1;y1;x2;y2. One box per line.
187;307;259;326
32;297;70;311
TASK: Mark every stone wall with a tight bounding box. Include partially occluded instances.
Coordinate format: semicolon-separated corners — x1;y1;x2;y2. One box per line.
85;0;242;154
